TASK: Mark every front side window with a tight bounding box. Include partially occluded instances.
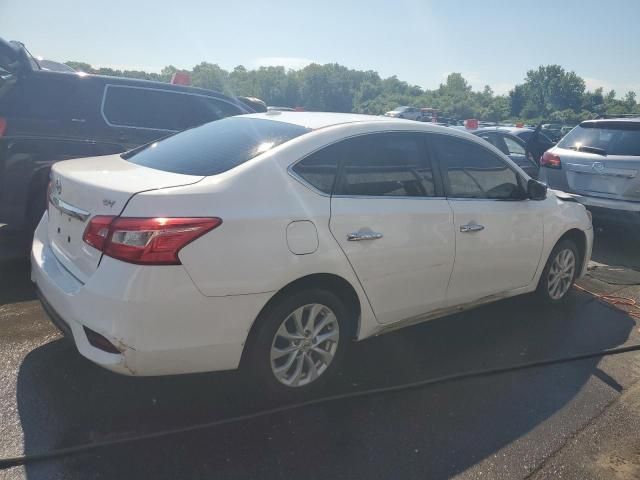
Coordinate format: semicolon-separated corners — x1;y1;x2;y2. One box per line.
334;132;435;197
432;134;523;200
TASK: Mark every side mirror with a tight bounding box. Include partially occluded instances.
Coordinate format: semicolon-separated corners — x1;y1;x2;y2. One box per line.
527;179;547;200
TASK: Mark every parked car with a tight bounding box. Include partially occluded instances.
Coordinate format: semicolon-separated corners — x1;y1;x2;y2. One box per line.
384;106;424;121
472;128;539;178
475;126;555;165
0;37;251;232
539;117;640;226
238;96;267;113
267;106;295;112
33;111;593;395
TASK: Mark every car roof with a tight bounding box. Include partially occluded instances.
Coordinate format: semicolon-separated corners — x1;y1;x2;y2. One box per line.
243;111;403;130
473;126;533;134
581;117;640;125
30;69;247;103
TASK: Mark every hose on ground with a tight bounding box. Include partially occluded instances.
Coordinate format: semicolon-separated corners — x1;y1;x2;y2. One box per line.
1;342;640;470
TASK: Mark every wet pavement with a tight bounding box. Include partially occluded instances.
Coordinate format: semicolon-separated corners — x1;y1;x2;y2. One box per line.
1;225;640;479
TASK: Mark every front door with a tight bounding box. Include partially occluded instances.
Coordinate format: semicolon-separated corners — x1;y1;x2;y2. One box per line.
328;132;455;324
430;133;545;306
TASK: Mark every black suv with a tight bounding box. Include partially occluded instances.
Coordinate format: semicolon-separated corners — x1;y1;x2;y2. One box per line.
0;38;250;231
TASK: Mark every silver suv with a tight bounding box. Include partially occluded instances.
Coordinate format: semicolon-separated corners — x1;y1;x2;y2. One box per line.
539;118;640;225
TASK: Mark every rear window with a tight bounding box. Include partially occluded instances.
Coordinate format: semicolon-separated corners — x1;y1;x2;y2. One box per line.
123;117;310;176
558;122;640;156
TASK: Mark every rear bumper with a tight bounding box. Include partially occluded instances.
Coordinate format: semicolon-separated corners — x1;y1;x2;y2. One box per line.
559;193;640;225
31;212;273;376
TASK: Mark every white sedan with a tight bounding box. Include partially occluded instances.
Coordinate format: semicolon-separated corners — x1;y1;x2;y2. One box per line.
32;112;593;394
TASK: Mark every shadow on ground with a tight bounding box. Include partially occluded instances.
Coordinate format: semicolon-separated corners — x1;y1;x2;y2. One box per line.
0;258;35;305
591;223;640;269
15;290;637;479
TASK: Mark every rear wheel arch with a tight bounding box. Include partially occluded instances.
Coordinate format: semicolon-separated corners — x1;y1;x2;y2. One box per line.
241;273;361;365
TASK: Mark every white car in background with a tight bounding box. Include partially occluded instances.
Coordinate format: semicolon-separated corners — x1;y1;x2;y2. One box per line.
32;112;593;395
384;106;425;121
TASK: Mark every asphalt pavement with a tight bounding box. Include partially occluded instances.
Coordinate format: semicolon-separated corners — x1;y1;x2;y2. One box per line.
1;224;639;479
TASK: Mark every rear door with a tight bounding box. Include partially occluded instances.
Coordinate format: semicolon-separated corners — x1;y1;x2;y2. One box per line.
328;132;455;325
431;133;544;306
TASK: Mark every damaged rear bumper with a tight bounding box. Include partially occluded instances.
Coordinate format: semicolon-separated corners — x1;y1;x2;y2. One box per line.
31;212;272;376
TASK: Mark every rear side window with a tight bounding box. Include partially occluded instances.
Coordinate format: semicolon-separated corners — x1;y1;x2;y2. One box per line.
1;74;82;119
432;134;523;200
558;123;640;156
103;86;243;131
334;132;435;197
123;117;310;176
292;143;342;194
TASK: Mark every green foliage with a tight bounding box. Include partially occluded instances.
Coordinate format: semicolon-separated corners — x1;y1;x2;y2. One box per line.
63;59;638;122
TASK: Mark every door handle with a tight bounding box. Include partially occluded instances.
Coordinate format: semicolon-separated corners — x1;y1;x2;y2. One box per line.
347;231;383;241
460;223;485;233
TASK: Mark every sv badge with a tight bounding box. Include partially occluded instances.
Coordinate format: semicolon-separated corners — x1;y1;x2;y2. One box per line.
103;199;116;208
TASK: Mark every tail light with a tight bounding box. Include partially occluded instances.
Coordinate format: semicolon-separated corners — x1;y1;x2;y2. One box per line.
83;217;222;265
0;117;6;137
541;151;562;169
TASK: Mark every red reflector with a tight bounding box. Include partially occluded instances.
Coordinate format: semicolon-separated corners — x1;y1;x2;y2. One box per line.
83;326;121;354
83;217;222;265
83;216;116;251
0;117;6;137
541;151;562;169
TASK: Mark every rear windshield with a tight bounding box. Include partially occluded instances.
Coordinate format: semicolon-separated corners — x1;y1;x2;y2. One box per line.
558;122;640;156
123;117;310;175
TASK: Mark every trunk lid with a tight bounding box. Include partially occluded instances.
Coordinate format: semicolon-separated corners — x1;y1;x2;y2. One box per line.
48;154;203;282
558;148;640;201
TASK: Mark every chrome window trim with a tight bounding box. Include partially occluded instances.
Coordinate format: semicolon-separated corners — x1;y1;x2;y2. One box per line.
100;84;242;133
49;194;90;222
288;130;441;199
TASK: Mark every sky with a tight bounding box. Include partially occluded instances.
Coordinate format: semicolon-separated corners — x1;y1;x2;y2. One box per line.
1;0;639;97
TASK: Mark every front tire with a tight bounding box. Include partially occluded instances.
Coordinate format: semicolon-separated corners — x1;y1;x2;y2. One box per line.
244;289;350;397
537;239;579;304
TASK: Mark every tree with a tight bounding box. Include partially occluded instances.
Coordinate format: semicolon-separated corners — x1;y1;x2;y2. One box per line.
58;57;619;122
191;62;229;93
439;73;472;94
65;61;93;73
509;85;526;117
624;91;637;111
519;65;585;117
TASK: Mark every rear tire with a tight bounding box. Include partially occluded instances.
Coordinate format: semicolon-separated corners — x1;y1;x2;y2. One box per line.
537;239;579;305
244;289;350;398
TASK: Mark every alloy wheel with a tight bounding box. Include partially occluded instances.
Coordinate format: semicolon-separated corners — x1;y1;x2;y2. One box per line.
547;248;576;300
270;303;340;387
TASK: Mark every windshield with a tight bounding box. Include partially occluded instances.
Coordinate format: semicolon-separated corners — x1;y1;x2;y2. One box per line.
124;117;310;175
558;123;640;156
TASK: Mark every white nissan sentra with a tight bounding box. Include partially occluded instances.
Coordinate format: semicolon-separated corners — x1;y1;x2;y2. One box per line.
32;112;593;394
